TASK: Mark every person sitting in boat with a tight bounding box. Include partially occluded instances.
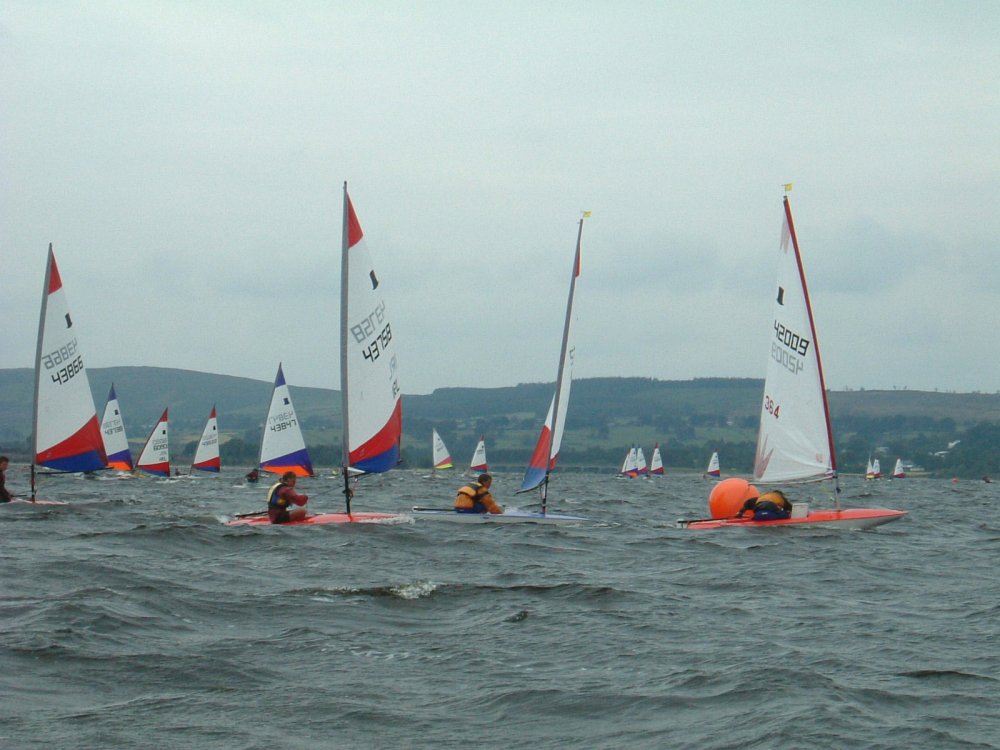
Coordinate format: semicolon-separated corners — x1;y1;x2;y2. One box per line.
454;473;503;515
245;468;260;483
0;456;13;503
268;471;309;524
735;489;792;521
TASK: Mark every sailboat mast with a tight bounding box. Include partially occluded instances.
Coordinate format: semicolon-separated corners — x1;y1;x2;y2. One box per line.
541;217;584;513
339;182;353;514
30;244;55;501
783;196;840;499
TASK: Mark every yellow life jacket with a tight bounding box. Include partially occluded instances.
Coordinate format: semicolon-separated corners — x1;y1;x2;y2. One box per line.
268;481;289;509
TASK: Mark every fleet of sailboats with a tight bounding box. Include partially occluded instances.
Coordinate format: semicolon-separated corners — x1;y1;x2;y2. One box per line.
18;193;914;533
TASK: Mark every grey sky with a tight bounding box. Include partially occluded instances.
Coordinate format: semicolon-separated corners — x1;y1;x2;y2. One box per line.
3;2;998;395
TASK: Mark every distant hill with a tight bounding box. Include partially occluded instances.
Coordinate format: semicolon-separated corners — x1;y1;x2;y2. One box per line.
3;367;999;477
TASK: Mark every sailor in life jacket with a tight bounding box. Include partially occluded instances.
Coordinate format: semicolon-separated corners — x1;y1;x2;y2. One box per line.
454;473;503;514
736;489;792;521
268;471;309;524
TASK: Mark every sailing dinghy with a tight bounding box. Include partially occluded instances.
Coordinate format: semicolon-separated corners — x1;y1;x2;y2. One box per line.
258;364;314;477
18;245;106;505
680;194;905;530
649;443;664;475
412;214;591;524
429;428;454;475
230;184;403;525
136;409;171;478
704;451;721;478
100;384;134;473
617;446;638;477
891;459;905;479
467;436;488;475
191;406;221;473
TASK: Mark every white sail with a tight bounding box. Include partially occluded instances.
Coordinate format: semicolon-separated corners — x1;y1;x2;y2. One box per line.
705;451;721;477
872;458;882;479
432;429;454;470
136;409;170;477
753;197;835;484
469;436;488;473
100;384;133;471
649;443;664;475
865;456;876;480
618;446;638;476
192;406;221;473
892;458;905;479
259;363;313;476
635;446;648;475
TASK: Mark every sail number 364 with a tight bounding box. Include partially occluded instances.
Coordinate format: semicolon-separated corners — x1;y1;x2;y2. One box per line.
763;394;780;419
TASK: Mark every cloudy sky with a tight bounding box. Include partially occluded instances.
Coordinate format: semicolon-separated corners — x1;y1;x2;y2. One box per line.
3;2;998;395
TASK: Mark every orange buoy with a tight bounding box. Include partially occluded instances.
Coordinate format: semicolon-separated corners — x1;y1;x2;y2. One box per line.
708;477;759;518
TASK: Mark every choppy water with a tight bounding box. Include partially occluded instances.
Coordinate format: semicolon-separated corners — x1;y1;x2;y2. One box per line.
2;469;999;749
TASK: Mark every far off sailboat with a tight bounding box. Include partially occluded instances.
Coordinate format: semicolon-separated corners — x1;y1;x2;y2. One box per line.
431;429;454;474
680;191;905;530
468;436;488;475
649;443;664;475
191;406;221;474
704;451;721;478
617;446;638;477
101;384;133;473
136;409;170;478
891;458;905;479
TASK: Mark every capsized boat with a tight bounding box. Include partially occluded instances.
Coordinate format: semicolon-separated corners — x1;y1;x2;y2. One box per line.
23;245;107;504
412;213;591;525
229;184;403;525
680;193;905;530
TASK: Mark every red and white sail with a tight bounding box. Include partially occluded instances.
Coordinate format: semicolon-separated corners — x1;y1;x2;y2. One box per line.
520;216;585;494
340;186;401;475
192;406;221;473
32;245;106;475
469;436;488;474
753;197;836;484
892;458;905;479
618;446;638;477
649;443;664;475
137;409;170;477
705;451;721;478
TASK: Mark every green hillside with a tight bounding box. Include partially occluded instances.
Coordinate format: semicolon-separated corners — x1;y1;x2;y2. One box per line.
3;368;999;477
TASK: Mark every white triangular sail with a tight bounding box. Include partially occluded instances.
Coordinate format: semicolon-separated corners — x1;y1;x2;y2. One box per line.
865;456;876;480
32;245;107;490
469;436;488;474
192;406;221;473
618;446;638;477
432;429;454;471
635;446;648;476
872;458;882;479
753;196;836;484
137;408;170;477
101;384;133;471
649;443;664;475
259;363;313;477
892;458;905;479
705;451;721;477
